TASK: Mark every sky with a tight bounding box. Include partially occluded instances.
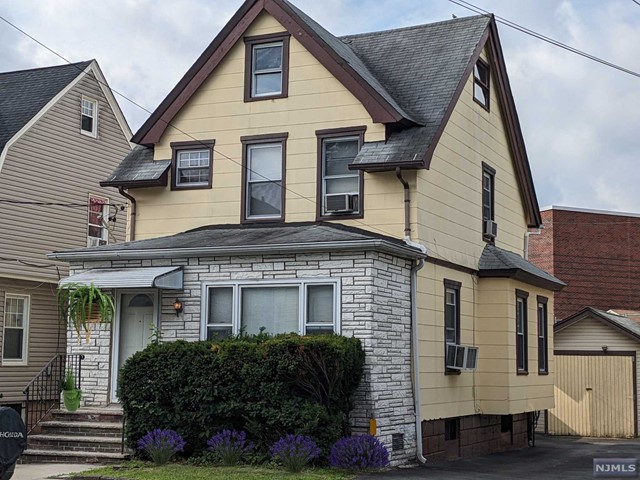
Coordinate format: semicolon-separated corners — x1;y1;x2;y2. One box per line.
1;0;639;213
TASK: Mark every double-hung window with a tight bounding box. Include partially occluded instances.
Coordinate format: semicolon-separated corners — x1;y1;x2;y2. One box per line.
317;127;365;218
171;140;215;190
537;296;548;374
244;33;290;101
242;134;287;222
81;97;98;137
88;195;109;247
444;279;461;373
516;290;529;374
473;58;490;110
2;294;30;364
482;162;496;241
203;280;339;339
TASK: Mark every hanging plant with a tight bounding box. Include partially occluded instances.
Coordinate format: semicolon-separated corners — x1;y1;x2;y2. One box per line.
57;283;115;343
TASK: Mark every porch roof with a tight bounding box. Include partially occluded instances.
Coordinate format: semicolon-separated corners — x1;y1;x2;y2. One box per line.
49;222;427;262
59;266;183;290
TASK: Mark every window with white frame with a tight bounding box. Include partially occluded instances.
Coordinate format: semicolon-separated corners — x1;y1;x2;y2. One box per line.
88;195;109;247
2;294;29;364
203;280;339;339
81;97;98;136
176;150;211;186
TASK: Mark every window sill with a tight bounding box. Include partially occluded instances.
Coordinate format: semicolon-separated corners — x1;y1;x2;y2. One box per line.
538;371;549;376
242;216;284;224
244;92;288;103
516;370;529;376
80;129;97;138
445;369;461;376
2;360;28;366
171;183;212;191
317;212;364;222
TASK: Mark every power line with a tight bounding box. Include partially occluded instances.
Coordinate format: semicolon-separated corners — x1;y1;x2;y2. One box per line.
449;0;640;79
633;0;640;7
0;13;396;238
0;256;60;269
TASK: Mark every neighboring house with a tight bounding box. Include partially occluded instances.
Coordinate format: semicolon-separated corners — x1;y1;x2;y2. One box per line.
50;0;564;465
0;61;131;415
550;307;640;438
528;206;640;320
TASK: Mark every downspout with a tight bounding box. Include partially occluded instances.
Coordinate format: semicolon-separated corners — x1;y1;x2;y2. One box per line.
118;187;136;242
396;167;428;464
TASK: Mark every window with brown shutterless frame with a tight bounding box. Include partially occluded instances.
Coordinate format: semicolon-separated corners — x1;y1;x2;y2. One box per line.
473;57;490;111
537;296;549;374
516;289;529;375
244;32;290;102
170;140;215;190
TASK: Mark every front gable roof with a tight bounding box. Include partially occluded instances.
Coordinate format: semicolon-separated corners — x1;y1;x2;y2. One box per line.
555;307;640;343
0;61;91;153
131;0;419;146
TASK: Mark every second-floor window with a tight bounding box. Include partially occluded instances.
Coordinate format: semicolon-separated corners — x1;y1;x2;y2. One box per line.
171;140;215;190
473;58;490;110
81;97;97;137
444;279;461;373
244;33;290;101
537;296;548;374
88;195;109;247
317;127;365;218
241;133;287;222
482;162;496;241
516;290;528;374
2;294;30;365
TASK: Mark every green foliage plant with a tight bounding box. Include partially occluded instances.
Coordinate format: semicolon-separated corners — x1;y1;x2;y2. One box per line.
57;282;115;343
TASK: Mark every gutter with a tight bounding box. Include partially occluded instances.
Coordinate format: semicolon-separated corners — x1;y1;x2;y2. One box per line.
396;167;428;464
117;187;136;242
47;239;426;263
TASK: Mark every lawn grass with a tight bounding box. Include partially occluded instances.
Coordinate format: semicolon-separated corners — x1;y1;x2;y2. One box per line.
75;463;356;480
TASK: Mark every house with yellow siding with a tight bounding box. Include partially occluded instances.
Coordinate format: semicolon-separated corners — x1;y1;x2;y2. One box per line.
50;0;564;465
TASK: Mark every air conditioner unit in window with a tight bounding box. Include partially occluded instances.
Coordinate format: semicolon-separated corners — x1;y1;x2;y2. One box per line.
484;219;498;239
87;237;107;247
446;343;479;371
325;193;357;213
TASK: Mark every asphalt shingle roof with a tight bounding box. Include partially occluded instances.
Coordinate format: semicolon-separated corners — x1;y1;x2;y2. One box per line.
52;222;425;260
0;61;91;153
101;145;169;187
342;16;491;168
478;243;565;291
556;307;640;342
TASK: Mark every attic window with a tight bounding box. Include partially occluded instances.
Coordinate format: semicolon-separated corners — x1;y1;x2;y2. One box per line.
81;97;98;137
244;33;290;102
473;59;490;111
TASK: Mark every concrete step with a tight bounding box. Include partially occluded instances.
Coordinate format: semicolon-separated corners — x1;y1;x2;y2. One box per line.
28;434;126;454
51;408;123;424
20;448;129;464
39;420;123;438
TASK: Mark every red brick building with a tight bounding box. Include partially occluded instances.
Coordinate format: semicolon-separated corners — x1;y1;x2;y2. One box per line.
528;206;640;320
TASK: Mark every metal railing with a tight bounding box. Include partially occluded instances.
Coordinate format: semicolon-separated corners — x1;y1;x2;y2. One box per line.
22;354;85;434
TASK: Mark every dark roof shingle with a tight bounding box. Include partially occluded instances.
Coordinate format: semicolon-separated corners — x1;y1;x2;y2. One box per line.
0;61;91;153
101;145;170;187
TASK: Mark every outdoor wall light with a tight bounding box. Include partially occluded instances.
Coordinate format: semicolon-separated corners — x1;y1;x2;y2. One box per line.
601;345;608;352
173;299;183;317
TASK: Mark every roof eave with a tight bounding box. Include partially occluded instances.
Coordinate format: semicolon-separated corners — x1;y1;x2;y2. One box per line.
48;239;427;263
349;160;426;172
477;267;565;292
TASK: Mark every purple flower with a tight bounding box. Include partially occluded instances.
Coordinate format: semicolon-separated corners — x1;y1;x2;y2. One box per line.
328;434;389;471
137;429;186;465
207;429;253;466
269;434;321;473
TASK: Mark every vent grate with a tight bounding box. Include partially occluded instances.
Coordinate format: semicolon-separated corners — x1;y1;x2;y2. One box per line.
392;433;404;451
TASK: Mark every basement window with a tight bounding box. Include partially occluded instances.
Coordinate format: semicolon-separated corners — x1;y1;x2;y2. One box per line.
444;419;458;441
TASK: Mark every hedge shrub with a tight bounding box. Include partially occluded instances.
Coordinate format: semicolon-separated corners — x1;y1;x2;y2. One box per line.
118;334;365;457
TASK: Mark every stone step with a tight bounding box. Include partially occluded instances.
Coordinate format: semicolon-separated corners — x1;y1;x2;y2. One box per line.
40;420;123;438
20;448;129;464
28;434;126;454
51;408;123;424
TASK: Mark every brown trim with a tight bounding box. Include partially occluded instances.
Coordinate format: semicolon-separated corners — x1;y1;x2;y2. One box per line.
515;289;528;374
444;279;462;375
427;256;477;275
481;162;496;243
243;32;290;102
240;132;288;224
132;0;411;146
315;127;366;221
100;171;169;189
554;350;637;356
421;18;541;228
170;140;215;191
349;161;425;173
472;57;490;112
536;295;549;375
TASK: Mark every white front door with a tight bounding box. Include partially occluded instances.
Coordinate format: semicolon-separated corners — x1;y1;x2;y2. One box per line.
111;291;157;402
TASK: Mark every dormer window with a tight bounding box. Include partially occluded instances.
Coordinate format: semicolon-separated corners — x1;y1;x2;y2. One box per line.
473;58;490;111
244;33;290;102
81;97;98;137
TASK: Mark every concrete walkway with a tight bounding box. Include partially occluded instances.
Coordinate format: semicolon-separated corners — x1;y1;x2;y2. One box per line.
13;463;98;480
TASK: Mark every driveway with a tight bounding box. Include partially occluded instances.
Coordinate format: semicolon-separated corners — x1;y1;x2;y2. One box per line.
362;435;640;479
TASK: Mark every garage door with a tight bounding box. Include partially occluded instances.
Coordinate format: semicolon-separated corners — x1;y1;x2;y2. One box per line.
548;353;636;438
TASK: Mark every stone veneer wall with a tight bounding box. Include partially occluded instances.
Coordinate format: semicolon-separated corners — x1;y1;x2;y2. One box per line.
66;250;417;465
